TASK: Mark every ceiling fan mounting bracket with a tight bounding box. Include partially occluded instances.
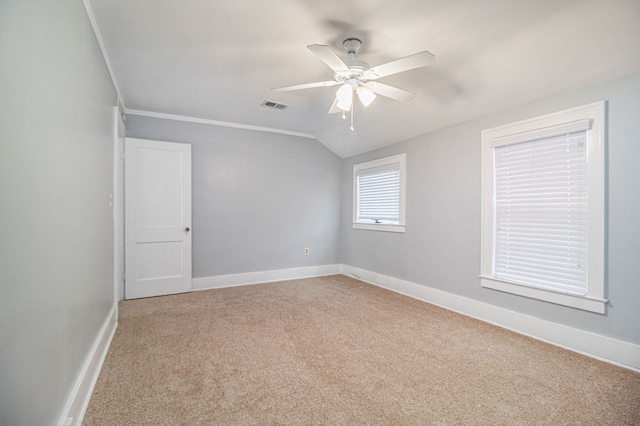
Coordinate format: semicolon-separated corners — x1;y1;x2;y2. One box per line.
342;38;362;56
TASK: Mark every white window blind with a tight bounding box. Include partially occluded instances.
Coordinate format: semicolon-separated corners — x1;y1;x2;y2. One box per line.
356;163;400;224
353;153;405;232
492;131;588;295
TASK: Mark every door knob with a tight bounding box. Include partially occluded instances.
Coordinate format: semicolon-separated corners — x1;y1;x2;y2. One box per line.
185;227;190;232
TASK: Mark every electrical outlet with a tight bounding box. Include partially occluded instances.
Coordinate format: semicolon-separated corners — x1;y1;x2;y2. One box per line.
304;247;309;255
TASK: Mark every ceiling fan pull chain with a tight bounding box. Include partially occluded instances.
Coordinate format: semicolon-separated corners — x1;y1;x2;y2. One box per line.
350;106;355;131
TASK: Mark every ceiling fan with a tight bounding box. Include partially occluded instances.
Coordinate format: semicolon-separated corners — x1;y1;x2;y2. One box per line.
272;38;435;116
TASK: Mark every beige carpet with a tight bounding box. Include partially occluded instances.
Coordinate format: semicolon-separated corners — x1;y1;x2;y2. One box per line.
84;275;640;425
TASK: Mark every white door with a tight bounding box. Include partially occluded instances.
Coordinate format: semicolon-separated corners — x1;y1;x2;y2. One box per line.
124;138;192;299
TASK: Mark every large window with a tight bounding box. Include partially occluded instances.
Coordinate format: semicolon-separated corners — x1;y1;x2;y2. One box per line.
480;102;606;313
353;153;406;233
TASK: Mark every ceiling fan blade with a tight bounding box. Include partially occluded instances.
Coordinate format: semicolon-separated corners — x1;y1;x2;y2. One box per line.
368;82;416;102
307;44;349;73
366;51;435;80
328;97;341;114
271;80;339;93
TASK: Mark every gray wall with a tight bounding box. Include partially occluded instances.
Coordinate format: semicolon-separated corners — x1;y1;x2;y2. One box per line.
339;72;640;345
126;116;342;277
0;1;116;425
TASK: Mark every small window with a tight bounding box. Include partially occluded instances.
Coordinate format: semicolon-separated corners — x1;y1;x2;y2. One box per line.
480;102;606;313
353;154;406;233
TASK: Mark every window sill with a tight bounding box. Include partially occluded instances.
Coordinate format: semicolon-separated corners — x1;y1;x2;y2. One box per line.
353;223;406;233
479;276;607;314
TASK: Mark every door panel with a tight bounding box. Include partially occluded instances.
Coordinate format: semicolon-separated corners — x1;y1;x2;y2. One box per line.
125;138;191;299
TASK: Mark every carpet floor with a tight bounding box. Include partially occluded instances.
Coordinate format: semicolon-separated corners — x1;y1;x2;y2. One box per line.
84;275;640;425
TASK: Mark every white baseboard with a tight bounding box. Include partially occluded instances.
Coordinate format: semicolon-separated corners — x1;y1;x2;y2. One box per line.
57;305;118;426
340;264;640;372
192;264;342;291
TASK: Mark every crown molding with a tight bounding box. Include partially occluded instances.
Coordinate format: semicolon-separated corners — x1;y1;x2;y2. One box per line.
82;0;125;112
126;109;317;140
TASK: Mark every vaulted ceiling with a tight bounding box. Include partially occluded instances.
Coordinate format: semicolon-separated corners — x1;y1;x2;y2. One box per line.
87;0;640;158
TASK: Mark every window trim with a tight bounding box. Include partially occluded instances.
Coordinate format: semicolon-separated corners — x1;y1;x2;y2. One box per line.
353;153;406;233
480;101;607;314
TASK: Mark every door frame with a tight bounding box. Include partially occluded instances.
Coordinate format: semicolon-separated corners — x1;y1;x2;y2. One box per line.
113;107;126;309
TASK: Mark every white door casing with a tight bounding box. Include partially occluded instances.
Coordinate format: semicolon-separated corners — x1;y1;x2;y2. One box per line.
113;107;125;303
124;138;192;299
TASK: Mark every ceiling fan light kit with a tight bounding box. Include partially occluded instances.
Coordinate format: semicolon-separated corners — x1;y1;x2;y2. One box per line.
336;83;354;110
357;86;376;107
272;38;435;131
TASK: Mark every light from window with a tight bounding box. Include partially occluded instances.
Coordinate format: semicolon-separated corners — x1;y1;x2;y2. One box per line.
353;154;406;233
480;102;606;313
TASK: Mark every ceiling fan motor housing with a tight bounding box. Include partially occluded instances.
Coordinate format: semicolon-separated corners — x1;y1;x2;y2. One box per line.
334;60;370;83
333;39;370;85
345;60;369;71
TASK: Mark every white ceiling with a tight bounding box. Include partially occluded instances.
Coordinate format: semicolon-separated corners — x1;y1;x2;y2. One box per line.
88;0;640;158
